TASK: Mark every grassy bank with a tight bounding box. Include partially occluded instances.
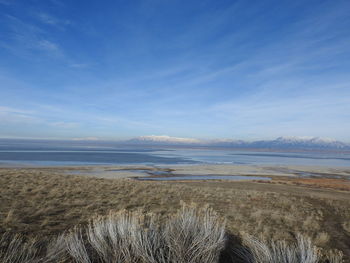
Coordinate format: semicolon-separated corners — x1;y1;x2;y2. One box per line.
0;167;349;261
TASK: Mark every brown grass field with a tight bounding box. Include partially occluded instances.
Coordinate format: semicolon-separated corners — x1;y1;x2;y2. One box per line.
0;167;349;261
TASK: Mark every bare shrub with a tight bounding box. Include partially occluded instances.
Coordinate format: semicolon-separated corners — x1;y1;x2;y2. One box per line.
0;205;345;263
0;233;39;263
323;250;344;263
43;234;68;262
64;229;92;263
164;204;226;263
131;213;169;263
61;204;226;263
86;210;143;262
233;233;338;263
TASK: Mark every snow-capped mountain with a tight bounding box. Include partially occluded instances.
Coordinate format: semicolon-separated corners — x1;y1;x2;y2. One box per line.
245;136;349;150
125;135;349;150
127;135;201;145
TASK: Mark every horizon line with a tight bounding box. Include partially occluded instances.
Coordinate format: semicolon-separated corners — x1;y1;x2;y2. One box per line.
0;135;349;144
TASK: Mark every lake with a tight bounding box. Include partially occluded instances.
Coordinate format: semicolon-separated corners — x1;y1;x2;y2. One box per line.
0;140;350;167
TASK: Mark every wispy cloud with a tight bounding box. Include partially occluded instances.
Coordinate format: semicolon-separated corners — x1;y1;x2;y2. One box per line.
0;12;89;67
37;39;61;52
0;106;41;124
0;106;34;115
0;0;349;140
2;15;64;58
34;12;71;29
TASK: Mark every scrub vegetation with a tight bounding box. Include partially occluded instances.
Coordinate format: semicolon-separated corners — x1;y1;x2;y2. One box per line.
0;168;349;262
0;205;344;263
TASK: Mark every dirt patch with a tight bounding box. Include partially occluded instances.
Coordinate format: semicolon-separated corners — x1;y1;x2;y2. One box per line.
273;177;350;191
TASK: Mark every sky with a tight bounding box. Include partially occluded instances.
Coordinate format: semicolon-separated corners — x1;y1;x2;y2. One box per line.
0;0;350;141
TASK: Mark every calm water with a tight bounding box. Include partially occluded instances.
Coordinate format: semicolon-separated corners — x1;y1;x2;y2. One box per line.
0;140;350;167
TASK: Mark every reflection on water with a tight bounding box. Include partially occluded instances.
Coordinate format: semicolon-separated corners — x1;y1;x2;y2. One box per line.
138;175;271;181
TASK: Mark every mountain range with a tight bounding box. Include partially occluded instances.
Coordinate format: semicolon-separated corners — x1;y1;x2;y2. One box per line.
125;135;350;150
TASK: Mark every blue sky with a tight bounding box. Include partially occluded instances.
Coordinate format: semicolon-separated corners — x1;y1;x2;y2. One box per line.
0;0;349;141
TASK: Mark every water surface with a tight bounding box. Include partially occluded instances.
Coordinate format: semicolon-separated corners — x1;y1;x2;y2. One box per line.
1;140;350;167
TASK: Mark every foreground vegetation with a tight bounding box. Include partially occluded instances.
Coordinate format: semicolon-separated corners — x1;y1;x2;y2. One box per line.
0;205;344;262
0;167;349;262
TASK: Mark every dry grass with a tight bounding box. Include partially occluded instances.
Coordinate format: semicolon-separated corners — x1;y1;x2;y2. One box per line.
0;168;349;262
0;205;344;263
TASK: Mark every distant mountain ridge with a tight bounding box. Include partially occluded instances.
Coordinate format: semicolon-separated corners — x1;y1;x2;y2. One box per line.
125;135;350;150
128;135;201;144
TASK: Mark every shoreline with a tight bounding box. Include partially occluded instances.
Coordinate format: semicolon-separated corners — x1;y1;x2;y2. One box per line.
1;163;350;176
1;164;349;190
